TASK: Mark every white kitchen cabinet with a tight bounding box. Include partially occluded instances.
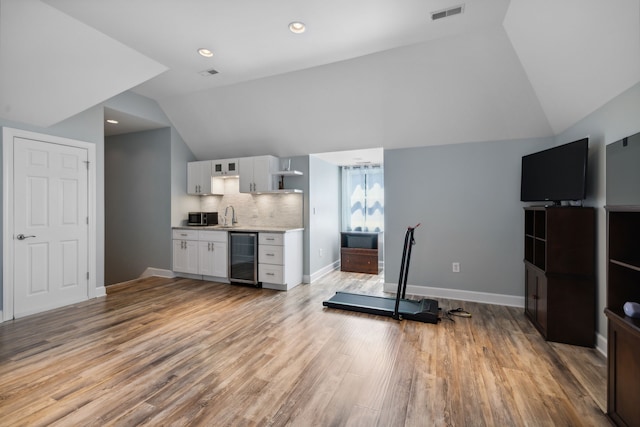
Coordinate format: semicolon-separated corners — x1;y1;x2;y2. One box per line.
198;231;228;278
172;230;199;274
187;160;221;195
212;158;239;177
259;230;303;290
239;156;278;193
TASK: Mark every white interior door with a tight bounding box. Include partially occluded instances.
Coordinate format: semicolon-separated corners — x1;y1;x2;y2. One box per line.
12;137;89;318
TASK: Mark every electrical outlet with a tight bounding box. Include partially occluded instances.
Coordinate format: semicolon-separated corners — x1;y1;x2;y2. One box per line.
452;262;460;273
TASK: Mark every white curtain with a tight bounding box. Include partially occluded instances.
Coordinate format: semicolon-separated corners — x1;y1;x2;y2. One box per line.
341;165;384;232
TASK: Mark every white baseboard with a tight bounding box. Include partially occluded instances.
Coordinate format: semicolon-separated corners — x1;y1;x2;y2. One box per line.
384;282;525;308
141;267;175;278
596;332;607;357
95;286;107;297
306;260;340;284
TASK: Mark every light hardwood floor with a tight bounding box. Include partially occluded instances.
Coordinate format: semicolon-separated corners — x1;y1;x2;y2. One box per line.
0;271;610;426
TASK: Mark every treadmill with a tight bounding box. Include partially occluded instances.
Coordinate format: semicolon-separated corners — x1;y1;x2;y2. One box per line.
323;224;439;324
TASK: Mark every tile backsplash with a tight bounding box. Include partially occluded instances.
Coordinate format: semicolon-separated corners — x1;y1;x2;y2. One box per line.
199;178;303;228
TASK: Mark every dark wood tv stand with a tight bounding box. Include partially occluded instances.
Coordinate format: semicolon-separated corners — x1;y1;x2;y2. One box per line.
340;232;380;274
523;206;595;346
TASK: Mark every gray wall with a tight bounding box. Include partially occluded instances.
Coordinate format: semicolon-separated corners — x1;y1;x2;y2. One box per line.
287;156;311;277
105;128;172;285
308;156;341;275
555;80;640;339
171;126;198;226
384;137;554;296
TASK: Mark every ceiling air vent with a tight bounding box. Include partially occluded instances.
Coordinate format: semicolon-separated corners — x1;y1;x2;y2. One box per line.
199;68;219;76
431;4;464;21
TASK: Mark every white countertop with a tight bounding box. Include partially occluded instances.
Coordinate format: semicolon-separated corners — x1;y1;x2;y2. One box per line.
173;225;303;233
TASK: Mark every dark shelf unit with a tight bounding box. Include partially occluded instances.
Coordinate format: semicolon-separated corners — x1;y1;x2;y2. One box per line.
523;206;595;347
340;232;379;274
605;206;640;427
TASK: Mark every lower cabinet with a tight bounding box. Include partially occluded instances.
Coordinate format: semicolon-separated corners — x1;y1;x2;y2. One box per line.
525;264;548;335
524;262;595;347
198;231;228;278
172;230;199;274
340;232;380;274
606;313;640;427
341;248;378;274
172;228;303;290
258;230;303;290
172;229;228;278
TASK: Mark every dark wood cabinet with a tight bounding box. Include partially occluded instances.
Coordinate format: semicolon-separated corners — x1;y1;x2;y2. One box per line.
605;207;640;427
523;207;595;346
340;232;379;274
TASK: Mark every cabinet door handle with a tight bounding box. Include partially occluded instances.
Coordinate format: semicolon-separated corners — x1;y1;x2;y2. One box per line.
266;272;275;276
266;253;274;256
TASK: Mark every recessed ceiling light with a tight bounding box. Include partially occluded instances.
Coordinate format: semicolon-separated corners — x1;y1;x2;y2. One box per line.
197;48;214;58
106;119;118;124
289;21;306;34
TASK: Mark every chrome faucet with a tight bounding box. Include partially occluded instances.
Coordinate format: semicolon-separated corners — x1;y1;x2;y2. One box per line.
224;205;237;226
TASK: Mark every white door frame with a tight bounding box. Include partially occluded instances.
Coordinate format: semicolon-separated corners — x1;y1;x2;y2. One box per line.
2;127;97;321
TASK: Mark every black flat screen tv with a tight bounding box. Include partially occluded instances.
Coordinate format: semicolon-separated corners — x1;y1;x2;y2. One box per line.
520;138;588;204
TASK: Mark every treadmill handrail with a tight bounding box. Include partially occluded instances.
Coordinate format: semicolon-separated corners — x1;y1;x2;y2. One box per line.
394;225;418;319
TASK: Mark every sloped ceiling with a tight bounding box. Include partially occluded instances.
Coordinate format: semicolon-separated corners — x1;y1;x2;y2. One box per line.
0;0;167;128
504;0;640;134
1;0;639;158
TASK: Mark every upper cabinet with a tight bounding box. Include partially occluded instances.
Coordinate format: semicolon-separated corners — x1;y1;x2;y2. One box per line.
188;156;303;195
187;160;223;195
212;158;239;177
239;155;279;193
187;160;212;195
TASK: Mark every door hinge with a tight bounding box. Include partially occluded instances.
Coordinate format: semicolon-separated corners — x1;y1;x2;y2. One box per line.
86;272;89;280
86;216;89;225
84;160;90;170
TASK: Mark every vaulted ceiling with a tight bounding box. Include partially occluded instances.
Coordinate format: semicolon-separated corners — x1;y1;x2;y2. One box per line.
1;0;638;159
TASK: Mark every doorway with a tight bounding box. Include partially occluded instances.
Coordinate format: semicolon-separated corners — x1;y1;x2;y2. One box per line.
310;148;385;278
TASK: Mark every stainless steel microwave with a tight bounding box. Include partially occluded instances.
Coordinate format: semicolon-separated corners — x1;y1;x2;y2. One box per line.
188;212;218;226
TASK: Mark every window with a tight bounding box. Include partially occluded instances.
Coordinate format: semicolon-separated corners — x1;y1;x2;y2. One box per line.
342;165;384;232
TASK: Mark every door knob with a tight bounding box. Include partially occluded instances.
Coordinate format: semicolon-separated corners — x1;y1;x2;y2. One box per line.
16;234;36;240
